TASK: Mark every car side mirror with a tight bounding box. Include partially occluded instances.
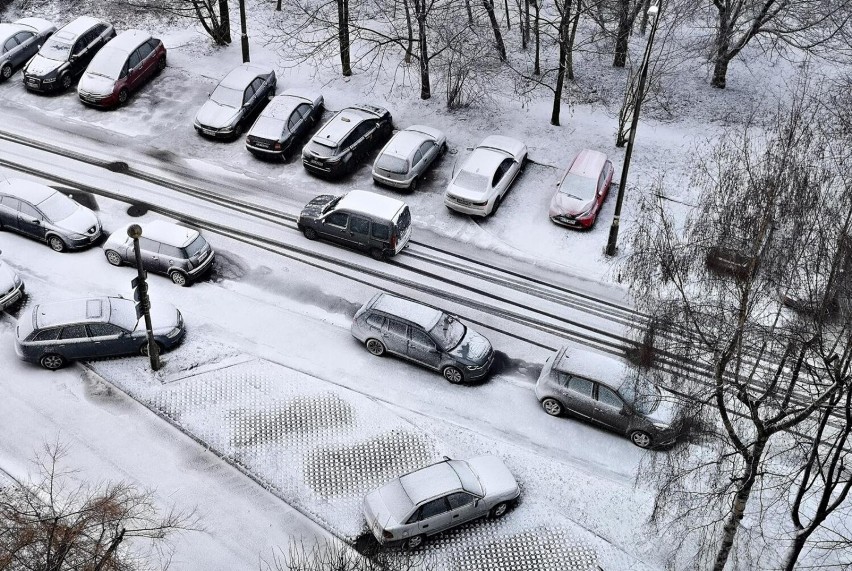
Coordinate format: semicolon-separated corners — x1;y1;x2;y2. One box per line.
474;499;480;507
32;219;41;225
620;406;630;416
268;94;274;101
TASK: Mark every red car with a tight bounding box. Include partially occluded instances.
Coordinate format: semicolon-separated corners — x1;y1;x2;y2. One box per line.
77;29;166;108
548;149;614;229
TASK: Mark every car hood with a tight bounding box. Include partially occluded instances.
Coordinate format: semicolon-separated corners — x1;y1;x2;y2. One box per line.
26;53;62;76
466;455;519;498
146;303;181;333
54;205;99;234
78;73;115;96
448;328;491;364
0;262;17;291
645;389;678;427
549;192;593;217
195;101;240;129
300;195;336;220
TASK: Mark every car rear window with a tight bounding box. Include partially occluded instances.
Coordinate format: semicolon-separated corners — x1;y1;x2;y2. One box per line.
306;140;337;158
394;206;411;234
375;154;409;174
453;170;489;192
184;235;208;257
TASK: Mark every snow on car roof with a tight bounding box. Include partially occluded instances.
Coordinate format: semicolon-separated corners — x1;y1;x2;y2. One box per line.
479;135;525;158
103;29;151;54
406;124;445;141
381;129;430;160
400;461;463;505
261;94;301;120
0;23;23;40
13;17;54;33
336;190;406;221
567;149;608;179
371;293;442;330
462;147;506;174
59;16;103;38
34;297;111;329
281;87;322;107
220;63;273;90
553;345;632;388
0;178;55;203
141;220;200;247
315;107;376;143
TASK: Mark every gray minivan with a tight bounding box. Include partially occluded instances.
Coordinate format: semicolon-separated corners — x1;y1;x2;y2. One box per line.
102;220;214;286
298;190;411;260
351;292;494;383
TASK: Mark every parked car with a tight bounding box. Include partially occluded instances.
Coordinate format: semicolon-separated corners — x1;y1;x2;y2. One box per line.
14;295;185;370
245;88;323;159
102;220;214;286
194;62;276;139
302;104;392;178
444;135;527;217
77;29;166;108
548;149;614;229
363;455;520;549
535;345;679;448
298;190;411;260
372;125;447;191
0;178;101;251
351;292;494;383
0;17;56;81
0;253;24;311
22;16;115;93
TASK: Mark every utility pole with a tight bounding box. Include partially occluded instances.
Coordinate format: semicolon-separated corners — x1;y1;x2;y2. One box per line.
239;0;250;62
128;224;160;371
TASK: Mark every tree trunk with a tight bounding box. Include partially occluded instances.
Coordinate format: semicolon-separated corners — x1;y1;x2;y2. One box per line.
524;0;530;48
414;0;431;99
218;0;232;44
504;0;511;29
465;0;474;24
781;532;811;571
711;6;731;88
533;0;540;74
612;0;630;67
483;0;507;61
566;0;580;79
337;0;352;76
712;55;730;89
551;6;571;126
403;0;414;64
639;0;649;35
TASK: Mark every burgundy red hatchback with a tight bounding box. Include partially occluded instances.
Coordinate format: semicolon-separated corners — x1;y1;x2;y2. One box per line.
548;149;614;229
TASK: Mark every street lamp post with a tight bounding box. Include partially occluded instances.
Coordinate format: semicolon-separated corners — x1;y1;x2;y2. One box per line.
127;224;160;371
605;1;661;257
239;0;250;63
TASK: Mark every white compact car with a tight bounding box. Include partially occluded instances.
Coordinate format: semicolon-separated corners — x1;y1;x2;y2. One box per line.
372;125;447;190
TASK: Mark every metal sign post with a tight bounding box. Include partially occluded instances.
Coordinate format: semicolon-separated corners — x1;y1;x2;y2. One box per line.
127;224;160;371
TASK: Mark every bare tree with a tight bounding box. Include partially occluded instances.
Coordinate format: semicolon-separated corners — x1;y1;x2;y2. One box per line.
482;0;508;60
612;0;644;67
126;0;232;45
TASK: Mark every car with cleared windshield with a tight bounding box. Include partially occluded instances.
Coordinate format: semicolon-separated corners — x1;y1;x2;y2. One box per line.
302;104;392;178
0;253;24;311
0;17;56;81
535;345;679;448
194;62;276;139
444;135;527;217
14;295;185;370
0;178;101;252
351;292;494;383
77;29;166;108
363;455;520;549
22;16;115;92
548;149;614;229
372;125;447;190
245;88;323;159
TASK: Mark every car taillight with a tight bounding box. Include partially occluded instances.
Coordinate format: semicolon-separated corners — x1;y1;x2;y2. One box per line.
274;142;282;150
390;233;397;250
382;530;393;540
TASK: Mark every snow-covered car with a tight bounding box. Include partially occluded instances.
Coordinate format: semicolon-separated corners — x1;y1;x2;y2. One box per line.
78;29;166;108
0;255;24;311
444;135;527;217
363;455;520;549
351;292;494;383
22;16;115;93
548;149;614;229
0;178;101;252
0;17;56;81
14;296;185;370
535;345;679;448
245;88;323;159
372;125;447;190
194;62;276;140
103;220;214;286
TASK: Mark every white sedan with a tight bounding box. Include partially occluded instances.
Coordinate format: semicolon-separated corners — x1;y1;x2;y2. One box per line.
372;125;447;190
444;135;527;216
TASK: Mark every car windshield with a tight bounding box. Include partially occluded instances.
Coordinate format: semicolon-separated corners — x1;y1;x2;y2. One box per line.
87;47;126;80
375;154;409;174
321;196;342;214
618;375;662;415
184;235;207;257
453;170;489;192
37;193;76;222
40;37;72;61
210;85;242;108
559;173;597;201
428;314;466;351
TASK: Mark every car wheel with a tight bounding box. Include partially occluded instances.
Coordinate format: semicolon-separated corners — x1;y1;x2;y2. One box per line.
541;398;563;417
630;430;653;449
157;55;167;72
439;142;448;156
402;535;424;550
234;123;244;138
409;177;418;191
60;74;71;90
442;366;464;384
105;250;123;266
1;64;12;80
303;227;317;240
139;341;164;356
490;195;502;216
365;338;385;356
369;248;385;261
48;235;66;252
169;270;188;286
40;353;66;370
489;502;509;519
118;88;129;105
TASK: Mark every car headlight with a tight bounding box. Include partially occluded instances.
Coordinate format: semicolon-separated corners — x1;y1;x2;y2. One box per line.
67;232;87;240
43;77;56;83
13;274;22;286
652;422;671;430
166;326;182;338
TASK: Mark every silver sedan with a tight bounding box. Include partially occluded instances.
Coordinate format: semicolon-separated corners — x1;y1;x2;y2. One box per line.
0;18;56;81
372;125;447;190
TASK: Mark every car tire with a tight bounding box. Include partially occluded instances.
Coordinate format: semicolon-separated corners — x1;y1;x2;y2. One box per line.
442;366;464;384
402;535;424;550
541;398;563;417
60;74;71;90
234;123;244;138
409;177;418;191
439;142;448;156
489;502;509;519
139;341;164;357
303;227;318;240
40;353;66;370
369;248;385;261
47;235;66;252
118;88;129;105
490;195;502;216
105;250;123;266
1;64;12;80
365;338;385;356
157;55;167;72
169;270;188;286
630;430;652;449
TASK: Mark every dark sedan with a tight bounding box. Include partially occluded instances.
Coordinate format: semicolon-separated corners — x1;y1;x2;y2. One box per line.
194;62;276;140
302;104;392;178
0;18;56;81
245;88;323;159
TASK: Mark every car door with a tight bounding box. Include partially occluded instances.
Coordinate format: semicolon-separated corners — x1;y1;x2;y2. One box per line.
492;158;515;198
86;322;135;356
55;323;91;359
445;491;482;526
136;41;156;81
406;326;442;370
124;47;143;89
294;103;314;137
317;211;350;244
248;77;266;115
285;108;302;146
0;195;21;230
2;35;20;67
13;31;36;65
69;33;90;75
417;140;437;175
16;201;46;240
137;237;164;274
592;384;632;433
158;242;185;275
415;497;454;536
241;81;256;118
348;215;371;251
381;318;409;357
558;375;597;421
410;148;424;179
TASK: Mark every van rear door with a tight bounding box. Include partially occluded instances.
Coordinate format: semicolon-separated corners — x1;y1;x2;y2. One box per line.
393;205;412;253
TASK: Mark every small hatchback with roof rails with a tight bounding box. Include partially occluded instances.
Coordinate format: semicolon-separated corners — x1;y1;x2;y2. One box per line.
302;104;392;178
351;292;494;383
298;189;411;260
372;124;447;191
14;295;185;370
102;220;214;286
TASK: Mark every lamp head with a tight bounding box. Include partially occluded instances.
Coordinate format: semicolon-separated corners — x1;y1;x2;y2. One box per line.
127;224;143;239
647;3;659;16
